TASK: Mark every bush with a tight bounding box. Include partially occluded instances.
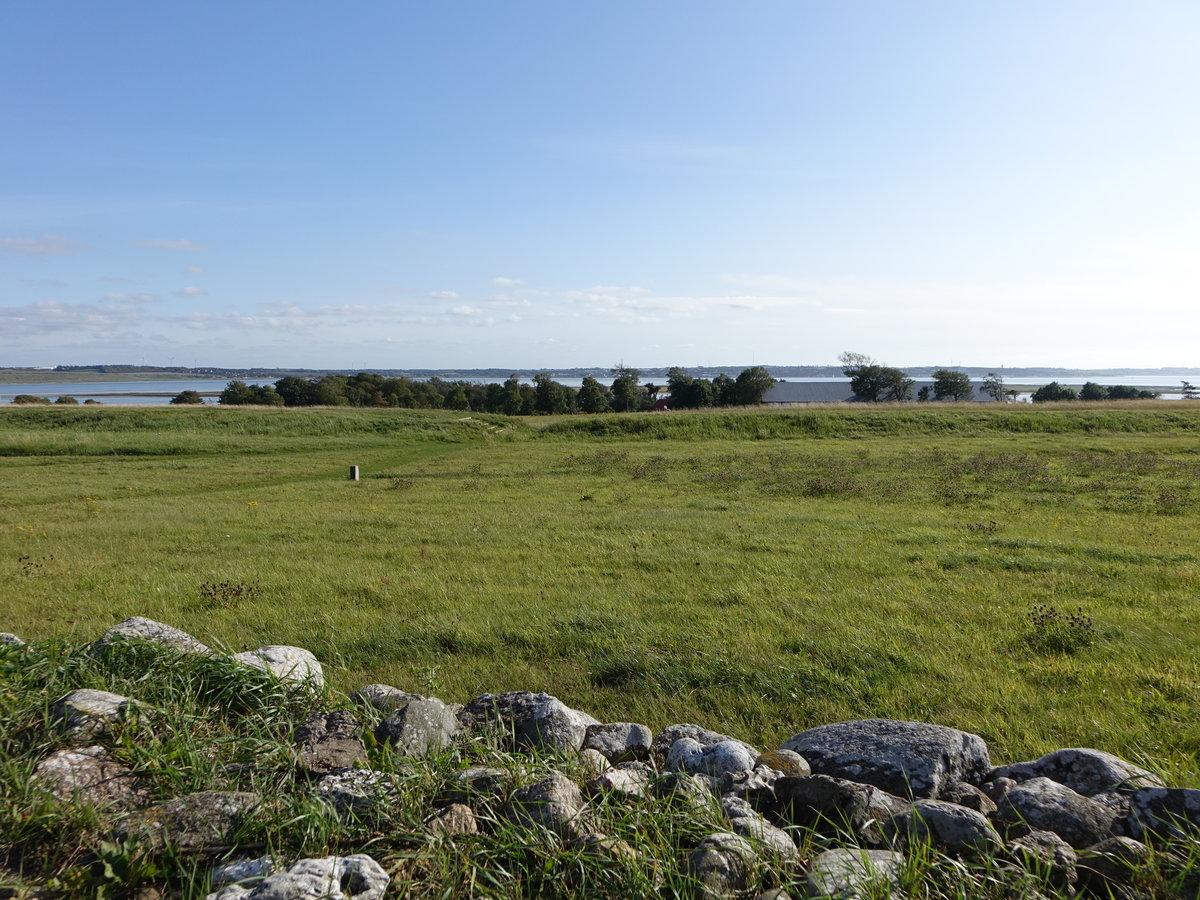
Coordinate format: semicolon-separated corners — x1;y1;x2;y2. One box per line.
11;395;51;405
169;390;205;405
1031;382;1078;402
53;396;79;405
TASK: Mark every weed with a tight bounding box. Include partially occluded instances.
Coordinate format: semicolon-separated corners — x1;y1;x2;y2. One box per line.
1026;604;1098;654
194;580;259;611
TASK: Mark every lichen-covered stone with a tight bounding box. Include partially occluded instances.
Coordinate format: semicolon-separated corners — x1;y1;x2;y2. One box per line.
459;691;599;752
993;777;1117;848
781;719;990;800
425;803;479;838
1127;786;1200;839
296;711;368;776
30;746;150;810
756;749;810;777
52;689;137;738
666;738;756;780
582;722;653;763
585;765;653;799
505;774;590;842
374;697;459;758
114;790;260;854
1008;830;1078;887
315;769;399;813
232;646;324;688
883;799;1001;856
89;617;211;657
651;724;756;766
205;854;388;900
687;832;754;900
771;774;907;843
805;849;903;899
0;632;25;647
990;748;1163;797
349;684;422;713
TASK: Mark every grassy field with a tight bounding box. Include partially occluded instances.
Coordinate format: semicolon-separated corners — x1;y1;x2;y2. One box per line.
2;403;1199;781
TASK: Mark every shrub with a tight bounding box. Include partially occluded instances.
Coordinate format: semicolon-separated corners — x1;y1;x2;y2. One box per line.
169;390;205;405
53;396;79;405
11;395;51;405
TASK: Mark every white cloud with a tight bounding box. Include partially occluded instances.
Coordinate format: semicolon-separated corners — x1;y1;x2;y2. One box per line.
184;266;206;276
171;286;208;297
134;238;209;251
0;234;89;258
0;295;155;338
492;276;524;287
429;290;460;300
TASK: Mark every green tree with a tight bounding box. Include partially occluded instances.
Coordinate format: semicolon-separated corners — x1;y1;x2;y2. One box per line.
53;395;79;405
734;366;776;405
1182;381;1199;400
1079;381;1109;401
1106;384;1158;400
839;352;913;402
980;372;1008;402
169;390;205;405
610;364;643;412
501;375;527;415
577;376;611;413
932;369;974;402
443;383;470;410
533;373;573;415
1031;382;1077;402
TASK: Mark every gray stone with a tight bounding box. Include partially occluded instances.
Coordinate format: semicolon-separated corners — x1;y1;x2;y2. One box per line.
440;766;512;807
687;832;754;900
756;749;810;777
994;777;1117;848
582;722;653;763
505;774;590;842
666;738;757;780
805;849;903;900
114;790;260;854
0;632;25;647
728;813;797;859
772;775;907;843
652;724;756;766
374;697;458;758
990;748;1163;796
652;771;717;812
89;617;211;657
781;718;991;800
210;856;280;890
52;689;136;738
723;765;782;810
1008;830;1078;887
1127;786;1200;839
425;803;479;838
1077;836;1150;890
578;748;610;779
30;746;150;810
296;711;367;776
205;854;388;900
232;646;324;688
458;691;599;752
585;766;653;800
349;684;422;713
940;781;997;815
315;769;399;813
884;799;1001;856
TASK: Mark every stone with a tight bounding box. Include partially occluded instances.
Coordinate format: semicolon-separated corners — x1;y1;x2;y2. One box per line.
232;646;324;688
1077;836;1150;891
981;775;1017;803
315;769;399;813
0;632;25;647
756;749;810;777
578;748;610;779
585;765;653;800
804;849;903;900
651;724;757;766
204;854;388;900
505;774;590;842
781;718;990;800
990;748;1164;796
687;832;754;900
582;722;653;763
1127;786;1200;839
883;798;1002;856
993;777;1117;848
89;617;211;657
940;781;996;815
458;691;599;752
771;775;907;843
440;766;512;807
666;738;756;780
349;684;422;714
723;765;782;811
30;746;150;810
210;856;280;889
374;697;459;758
425;803;479;838
52;689;136;738
1008;830;1078;887
296;711;368;776
728;813;797;859
114;790;260;854
652;771;717;812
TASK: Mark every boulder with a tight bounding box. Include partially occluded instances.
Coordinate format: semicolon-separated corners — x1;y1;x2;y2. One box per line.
687;832;755;900
205;854;388;900
666;738;757;781
209;856;279;890
756;749;810;777
989;748;1163;796
727;812;797;859
232;646;324;688
771;774;907;843
1008;830;1078;888
723;765;782;812
315;769;399;813
651;771;717;812
440;766;512;808
652;724;756;766
30;746;150;810
993;777;1117;848
804;849;903;900
52;689;137;738
374;697;459;758
296;711;368;776
1077;836;1150;892
349;684;422;714
505;774;590;842
114;790;260;854
425;803;479;838
781;718;990;800
883;798;1002;856
583;722;653;763
1127;786;1200;839
585;764;654;800
458;691;599;752
578;748;610;780
0;632;25;647
940;781;996;815
89;617;210;657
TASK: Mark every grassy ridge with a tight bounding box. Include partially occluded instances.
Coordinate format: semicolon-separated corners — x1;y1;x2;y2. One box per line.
2;405;1200;782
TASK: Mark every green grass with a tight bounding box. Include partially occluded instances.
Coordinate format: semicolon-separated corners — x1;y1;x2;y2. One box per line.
2;404;1200;783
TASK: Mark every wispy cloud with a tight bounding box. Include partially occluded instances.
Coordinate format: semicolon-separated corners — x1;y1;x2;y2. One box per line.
492;276;524;287
428;290;460;300
0;234;90;258
171;286;208;297
0;294;156;338
134;238;209;251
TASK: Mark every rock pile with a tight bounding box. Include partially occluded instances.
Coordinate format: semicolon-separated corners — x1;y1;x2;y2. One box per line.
4;617;1195;899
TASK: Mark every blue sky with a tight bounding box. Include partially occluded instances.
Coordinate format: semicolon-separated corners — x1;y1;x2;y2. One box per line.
2;2;1197;370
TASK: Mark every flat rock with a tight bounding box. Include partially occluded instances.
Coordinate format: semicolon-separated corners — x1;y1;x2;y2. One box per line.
114;790;260;854
89;617;211;657
349;684;422;714
781;718;990;800
993;777;1117;848
805;849;903;900
52;689;136;738
458;691;599;752
884;798;1001;856
30;746;150;810
209;856;280;890
687;832;755;900
205;854;388;900
990;748;1163;796
232;646;324;688
374;697;458;758
296;711;368;776
583;722;653;763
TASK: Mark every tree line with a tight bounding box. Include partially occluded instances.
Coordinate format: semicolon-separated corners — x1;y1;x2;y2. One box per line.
212;365;779;413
